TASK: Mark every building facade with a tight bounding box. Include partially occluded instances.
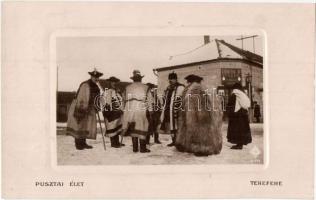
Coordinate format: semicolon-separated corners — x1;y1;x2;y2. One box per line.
154;39;263;122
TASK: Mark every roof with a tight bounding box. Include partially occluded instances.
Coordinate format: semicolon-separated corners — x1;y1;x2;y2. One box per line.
218;40;263;64
155;58;262;72
155;39;263;72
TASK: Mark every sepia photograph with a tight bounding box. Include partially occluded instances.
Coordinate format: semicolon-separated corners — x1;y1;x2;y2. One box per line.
2;2;314;199
56;35;265;165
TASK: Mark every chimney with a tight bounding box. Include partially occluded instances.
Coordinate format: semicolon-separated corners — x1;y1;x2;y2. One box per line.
204;35;210;44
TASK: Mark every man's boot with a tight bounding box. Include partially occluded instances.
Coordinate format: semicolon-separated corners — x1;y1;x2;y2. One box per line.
154;132;161;144
167;135;176;147
140;139;150;153
110;135;120;148
146;135;150;145
82;139;93;149
75;138;84;150
114;134;125;147
167;137;175;147
167;131;176;147
116;131;125;147
132;137;139;152
119;135;125;147
110;136;115;147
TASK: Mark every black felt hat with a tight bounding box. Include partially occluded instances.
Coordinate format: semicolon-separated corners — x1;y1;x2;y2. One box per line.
130;70;144;80
88;68;103;78
106;76;120;82
168;72;178;80
184;74;203;83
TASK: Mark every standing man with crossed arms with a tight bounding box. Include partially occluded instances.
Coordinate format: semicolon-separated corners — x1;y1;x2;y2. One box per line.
160;72;185;147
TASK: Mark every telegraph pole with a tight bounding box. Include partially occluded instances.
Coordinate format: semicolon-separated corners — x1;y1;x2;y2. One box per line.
236;35;258;52
236;35;258;112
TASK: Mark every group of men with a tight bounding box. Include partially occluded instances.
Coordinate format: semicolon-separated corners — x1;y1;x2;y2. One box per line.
66;68;184;153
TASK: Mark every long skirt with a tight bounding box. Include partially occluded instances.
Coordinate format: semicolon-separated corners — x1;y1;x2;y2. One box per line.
227;109;252;145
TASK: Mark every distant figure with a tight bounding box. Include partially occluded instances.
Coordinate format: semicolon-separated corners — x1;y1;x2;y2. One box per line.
160;72;185;147
122;70;153;153
66;69;103;150
146;83;162;144
175;74;223;156
253;101;261;123
227;83;252;150
101;76;125;148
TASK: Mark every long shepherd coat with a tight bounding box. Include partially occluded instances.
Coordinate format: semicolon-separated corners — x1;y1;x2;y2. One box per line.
122;82;153;140
175;82;223;155
160;83;185;133
227;91;252;145
102;88;123;137
66;79;100;140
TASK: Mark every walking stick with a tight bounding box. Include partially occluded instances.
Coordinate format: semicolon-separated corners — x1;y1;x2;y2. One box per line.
96;111;106;150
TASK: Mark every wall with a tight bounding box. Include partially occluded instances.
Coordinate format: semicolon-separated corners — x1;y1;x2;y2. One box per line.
157;60;264;122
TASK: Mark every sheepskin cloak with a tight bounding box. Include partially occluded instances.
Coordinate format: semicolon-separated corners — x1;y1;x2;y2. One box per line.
175;82;223;155
122;82;153;140
102;88;123;138
66;79;100;140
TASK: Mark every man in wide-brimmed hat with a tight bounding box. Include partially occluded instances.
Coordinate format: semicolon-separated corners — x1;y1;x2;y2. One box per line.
145;83;162;144
66;68;103;150
160;71;185;147
122;70;153;153
101;76;125;148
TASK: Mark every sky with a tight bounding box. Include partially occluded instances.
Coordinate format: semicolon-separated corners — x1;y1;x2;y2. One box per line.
57;35;263;91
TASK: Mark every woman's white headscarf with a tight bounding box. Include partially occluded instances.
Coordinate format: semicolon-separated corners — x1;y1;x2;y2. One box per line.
232;89;251;112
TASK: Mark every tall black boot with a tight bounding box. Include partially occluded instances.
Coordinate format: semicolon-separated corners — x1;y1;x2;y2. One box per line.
167;131;176;147
146;135;150;144
118;135;125;147
132;137;139;152
110;135;121;148
110;136;115;147
75;138;84;150
117;131;125;147
140;139;150;153
154;132;161;144
114;134;124;147
82;138;93;149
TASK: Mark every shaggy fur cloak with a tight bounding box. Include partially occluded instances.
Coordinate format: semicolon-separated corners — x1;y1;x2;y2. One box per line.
175;82;223;155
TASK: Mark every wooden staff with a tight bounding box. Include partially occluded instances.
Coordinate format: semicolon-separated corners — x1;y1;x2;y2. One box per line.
96;111;106;150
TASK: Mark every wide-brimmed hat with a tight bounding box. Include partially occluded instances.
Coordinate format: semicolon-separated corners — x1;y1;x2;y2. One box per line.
130;70;144;80
106;76;120;82
168;72;177;80
146;82;157;88
184;74;203;82
88;68;103;78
